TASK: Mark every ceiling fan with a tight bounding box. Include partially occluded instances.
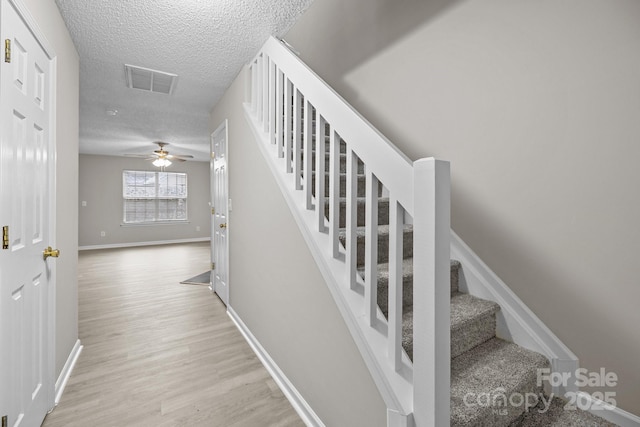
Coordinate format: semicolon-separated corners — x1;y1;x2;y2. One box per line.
125;141;193;167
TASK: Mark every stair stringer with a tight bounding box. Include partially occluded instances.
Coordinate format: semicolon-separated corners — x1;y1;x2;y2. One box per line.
450;230;579;398
244;103;415;424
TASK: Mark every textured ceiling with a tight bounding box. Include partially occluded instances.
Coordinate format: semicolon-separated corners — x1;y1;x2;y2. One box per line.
55;0;314;161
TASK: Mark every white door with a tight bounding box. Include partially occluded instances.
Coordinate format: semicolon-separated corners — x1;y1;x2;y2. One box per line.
0;0;56;426
211;121;229;306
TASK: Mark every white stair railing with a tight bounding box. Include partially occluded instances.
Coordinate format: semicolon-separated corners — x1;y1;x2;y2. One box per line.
244;36;450;427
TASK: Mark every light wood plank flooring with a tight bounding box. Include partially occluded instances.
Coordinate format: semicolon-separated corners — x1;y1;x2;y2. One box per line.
42;242;304;427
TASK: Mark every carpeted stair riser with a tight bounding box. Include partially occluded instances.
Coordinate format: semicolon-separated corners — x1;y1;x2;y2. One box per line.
311;172;383;199
323;197;390;228
338;225;413;267
450;292;500;358
450;260;460;294
311;151;365;174
362;258;415;317
295;131;347;153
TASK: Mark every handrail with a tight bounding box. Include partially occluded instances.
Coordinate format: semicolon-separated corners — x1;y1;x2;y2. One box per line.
245;36;450;426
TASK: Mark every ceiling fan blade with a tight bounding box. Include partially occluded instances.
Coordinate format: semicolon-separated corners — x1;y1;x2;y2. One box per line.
124;153;157;159
169;157;187;162
166;154;194;160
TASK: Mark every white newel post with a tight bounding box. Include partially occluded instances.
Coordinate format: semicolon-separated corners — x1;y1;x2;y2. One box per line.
412;158;450;427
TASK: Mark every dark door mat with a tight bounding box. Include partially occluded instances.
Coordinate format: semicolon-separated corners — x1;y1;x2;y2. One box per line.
180;271;211;285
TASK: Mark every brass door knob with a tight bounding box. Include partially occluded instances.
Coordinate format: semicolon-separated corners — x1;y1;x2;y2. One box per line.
219;223;227;229
43;246;60;260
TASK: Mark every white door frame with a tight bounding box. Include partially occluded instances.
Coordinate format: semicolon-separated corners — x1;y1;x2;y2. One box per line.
0;0;57;417
210;120;229;305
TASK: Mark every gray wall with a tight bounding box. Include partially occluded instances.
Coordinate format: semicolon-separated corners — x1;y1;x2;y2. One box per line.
22;0;80;379
284;0;640;416
209;74;387;426
79;154;210;247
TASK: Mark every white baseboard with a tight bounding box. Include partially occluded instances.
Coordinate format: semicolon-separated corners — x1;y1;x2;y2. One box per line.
578;392;640;427
79;237;210;251
54;339;83;405
227;307;325;427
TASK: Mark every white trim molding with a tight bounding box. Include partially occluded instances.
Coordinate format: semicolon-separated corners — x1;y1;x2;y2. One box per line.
79;237;210;251
54;339;83;406
387;409;414;427
580;392;640;427
227;307;325;427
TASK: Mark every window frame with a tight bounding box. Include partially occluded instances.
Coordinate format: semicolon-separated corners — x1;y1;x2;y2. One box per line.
122;170;188;225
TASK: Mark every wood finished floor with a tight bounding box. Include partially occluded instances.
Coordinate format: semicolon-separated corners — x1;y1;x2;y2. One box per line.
42;242;304;427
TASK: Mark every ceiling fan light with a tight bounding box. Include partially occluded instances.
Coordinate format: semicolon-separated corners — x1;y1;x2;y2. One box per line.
152;158;171;167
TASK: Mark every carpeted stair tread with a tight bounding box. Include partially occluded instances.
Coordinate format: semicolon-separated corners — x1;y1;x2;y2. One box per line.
451;338;550;427
451;292;501;358
509;396;617;427
396;290;500;360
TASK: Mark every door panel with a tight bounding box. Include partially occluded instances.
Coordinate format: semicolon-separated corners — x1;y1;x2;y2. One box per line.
0;0;55;425
211;122;229;306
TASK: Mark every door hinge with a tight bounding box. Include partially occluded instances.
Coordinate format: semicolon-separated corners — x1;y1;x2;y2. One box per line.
4;39;10;63
211;207;215;215
211;262;215;270
2;226;9;250
2;415;7;427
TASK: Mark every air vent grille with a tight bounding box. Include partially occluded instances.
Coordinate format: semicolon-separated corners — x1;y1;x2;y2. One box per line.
124;64;178;95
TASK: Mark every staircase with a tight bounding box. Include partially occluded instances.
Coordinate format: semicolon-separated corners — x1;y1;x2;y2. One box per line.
244;37;616;426
311;125;614;427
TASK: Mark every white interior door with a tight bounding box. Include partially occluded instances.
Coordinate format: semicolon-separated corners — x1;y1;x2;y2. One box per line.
211;121;229;306
0;0;56;425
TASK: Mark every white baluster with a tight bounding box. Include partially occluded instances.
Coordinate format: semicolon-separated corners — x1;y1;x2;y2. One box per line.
268;59;276;143
364;170;379;326
262;54;269;132
276;69;283;155
284;78;293;173
303;101;313;210
293;89;302;190
329;128;340;258
256;57;263;123
315;114;326;232
251;63;257;113
388;197;403;371
345;149;358;290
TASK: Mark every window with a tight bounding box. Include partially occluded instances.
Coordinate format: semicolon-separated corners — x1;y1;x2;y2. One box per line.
123;170;187;224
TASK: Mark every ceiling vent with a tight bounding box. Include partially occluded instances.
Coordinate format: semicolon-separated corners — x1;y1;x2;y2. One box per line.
124;64;178;95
